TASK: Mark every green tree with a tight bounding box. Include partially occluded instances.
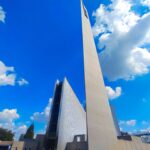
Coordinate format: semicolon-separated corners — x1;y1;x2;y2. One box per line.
0;128;14;141
24;124;34;139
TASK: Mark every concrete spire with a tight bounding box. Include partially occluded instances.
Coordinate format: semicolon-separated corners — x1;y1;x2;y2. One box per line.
80;1;117;149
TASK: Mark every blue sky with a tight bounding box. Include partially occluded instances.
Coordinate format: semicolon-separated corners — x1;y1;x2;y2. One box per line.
0;0;150;139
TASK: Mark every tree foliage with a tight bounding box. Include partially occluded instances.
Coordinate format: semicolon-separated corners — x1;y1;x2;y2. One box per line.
24;124;34;139
0;128;14;141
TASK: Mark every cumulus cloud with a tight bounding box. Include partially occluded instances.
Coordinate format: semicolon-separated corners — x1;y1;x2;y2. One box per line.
0;109;19;123
119;119;137;127
0;61;16;86
141;0;150;8
106;86;122;100
0;6;5;23
93;0;140;35
0;109;27;139
13;125;27;140
126;120;137;126
0;109;19;133
92;0;150;81
31;98;53;123
18;78;29;86
0;60;29;86
140;127;150;133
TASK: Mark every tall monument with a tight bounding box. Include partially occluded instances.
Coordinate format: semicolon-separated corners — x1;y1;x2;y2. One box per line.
80;1;117;149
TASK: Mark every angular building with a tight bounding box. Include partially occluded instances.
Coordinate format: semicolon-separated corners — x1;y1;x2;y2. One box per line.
44;78;86;150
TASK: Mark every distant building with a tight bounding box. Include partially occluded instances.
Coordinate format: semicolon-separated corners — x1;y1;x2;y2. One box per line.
0;134;45;150
0;140;38;150
0;141;12;150
65;135;87;150
11;140;38;150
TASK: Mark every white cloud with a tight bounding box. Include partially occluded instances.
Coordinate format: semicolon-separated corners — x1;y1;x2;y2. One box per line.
0;109;27;139
18;78;29;86
0;6;5;23
119;119;137;127
0;60;29;86
0;61;16;86
92;0;150;81
31;98;53;123
31;112;46;123
106;86;122;100
13;125;27;140
126;120;137;126
141;0;150;8
140;127;150;133
0;74;16;86
36;129;46;135
0;109;19;123
92;0;140;35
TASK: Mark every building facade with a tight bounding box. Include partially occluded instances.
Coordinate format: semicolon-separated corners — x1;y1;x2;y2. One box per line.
44;78;86;150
